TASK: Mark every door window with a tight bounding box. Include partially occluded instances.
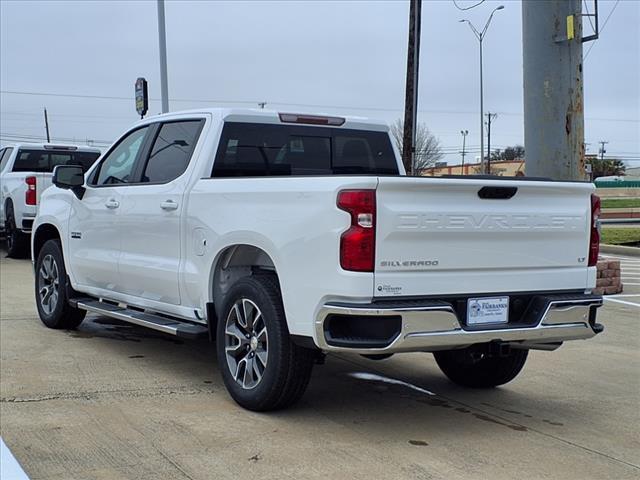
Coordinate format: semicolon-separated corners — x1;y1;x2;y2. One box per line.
94;127;149;185
141;120;203;183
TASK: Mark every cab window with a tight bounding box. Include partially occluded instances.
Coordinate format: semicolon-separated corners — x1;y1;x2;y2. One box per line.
141;120;203;183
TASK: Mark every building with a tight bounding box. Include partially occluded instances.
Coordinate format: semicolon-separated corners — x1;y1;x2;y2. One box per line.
419;159;525;177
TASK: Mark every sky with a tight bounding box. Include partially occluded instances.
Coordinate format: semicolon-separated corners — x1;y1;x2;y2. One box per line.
1;0;638;167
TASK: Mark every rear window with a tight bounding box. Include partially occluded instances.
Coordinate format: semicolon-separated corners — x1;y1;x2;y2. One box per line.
211;122;399;177
12;149;101;173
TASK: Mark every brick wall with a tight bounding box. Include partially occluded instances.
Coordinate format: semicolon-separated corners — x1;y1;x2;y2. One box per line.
594;258;623;295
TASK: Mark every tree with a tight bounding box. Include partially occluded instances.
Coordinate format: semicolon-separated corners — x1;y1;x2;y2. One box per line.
390;118;444;174
490;145;525;162
588;157;626;179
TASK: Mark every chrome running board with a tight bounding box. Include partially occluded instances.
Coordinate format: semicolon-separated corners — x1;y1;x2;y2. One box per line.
74;299;208;339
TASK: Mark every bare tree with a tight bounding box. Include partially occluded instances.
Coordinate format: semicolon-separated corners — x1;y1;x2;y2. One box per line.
390;118;444;174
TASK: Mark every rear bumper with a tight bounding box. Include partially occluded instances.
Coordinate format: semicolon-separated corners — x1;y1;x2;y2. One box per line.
315;294;603;354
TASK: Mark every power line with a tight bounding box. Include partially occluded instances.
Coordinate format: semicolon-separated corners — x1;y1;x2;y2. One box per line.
2;91;638;124
452;0;486;11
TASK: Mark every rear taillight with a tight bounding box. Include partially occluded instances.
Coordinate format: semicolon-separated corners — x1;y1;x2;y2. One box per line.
337;190;376;272
25;176;37;206
588;194;601;267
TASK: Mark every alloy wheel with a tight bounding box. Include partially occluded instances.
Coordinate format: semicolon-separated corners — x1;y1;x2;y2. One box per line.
38;254;60;315
224;298;268;390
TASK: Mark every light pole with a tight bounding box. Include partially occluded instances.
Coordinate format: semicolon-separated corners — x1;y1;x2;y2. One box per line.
460;129;468;174
157;0;169;113
460;5;504;174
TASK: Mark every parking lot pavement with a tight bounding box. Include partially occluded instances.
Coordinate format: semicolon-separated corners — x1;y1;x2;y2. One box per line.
1;250;639;480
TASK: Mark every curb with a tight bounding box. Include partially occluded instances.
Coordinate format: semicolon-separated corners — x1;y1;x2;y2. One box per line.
600;244;640;257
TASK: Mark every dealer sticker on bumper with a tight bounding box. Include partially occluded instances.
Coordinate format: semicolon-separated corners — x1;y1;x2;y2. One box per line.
467;296;509;326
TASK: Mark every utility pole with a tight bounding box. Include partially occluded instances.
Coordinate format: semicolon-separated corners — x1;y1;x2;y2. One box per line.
485;112;497;174
43;108;50;143
258;102;267;109
460;129;468;174
523;0;585;180
598;140;608;161
157;0;169;113
402;0;422;175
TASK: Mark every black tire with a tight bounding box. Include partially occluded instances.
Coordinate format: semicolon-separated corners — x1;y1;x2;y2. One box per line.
433;346;528;388
34;239;86;329
5;207;29;258
216;274;314;411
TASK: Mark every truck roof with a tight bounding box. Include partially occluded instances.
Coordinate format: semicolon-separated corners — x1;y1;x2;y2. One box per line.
135;108;390;132
0;142;102;153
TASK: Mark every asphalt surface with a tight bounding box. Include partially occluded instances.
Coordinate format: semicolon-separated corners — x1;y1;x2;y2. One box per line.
1;248;639;480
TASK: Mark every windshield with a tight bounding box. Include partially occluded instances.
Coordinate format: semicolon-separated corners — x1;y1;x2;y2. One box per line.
12;149;101;173
212;122;399;177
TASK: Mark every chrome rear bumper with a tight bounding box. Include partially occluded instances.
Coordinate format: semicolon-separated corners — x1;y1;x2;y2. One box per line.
315;294;603;354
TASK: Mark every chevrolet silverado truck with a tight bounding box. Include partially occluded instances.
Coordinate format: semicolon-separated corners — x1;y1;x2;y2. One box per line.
0;143;101;257
31;108;603;411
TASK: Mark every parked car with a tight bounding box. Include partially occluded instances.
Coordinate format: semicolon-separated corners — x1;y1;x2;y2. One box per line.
32;108;603;411
0;143;101;257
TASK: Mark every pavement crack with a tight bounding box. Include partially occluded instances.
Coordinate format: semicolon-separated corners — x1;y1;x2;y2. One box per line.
1;386;215;404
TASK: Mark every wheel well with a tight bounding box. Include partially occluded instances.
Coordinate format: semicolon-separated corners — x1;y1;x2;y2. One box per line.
211;245;278;320
4;198;13;216
33;224;61;261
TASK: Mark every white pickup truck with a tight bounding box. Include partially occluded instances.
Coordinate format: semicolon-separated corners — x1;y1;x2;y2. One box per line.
0;143;101;257
32;108;603;411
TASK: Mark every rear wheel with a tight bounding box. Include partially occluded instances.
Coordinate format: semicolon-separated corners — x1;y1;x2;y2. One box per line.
5;208;29;258
433;346;528;388
35;239;86;329
217;274;314;411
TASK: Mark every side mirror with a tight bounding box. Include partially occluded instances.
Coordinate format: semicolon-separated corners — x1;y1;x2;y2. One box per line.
53;165;85;199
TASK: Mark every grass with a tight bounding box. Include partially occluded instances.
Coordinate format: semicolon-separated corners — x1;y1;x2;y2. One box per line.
601;198;640;209
601;227;640;246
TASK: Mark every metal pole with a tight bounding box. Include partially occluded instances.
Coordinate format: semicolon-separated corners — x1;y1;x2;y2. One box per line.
479;38;484;174
460;6;503;175
157;0;169;113
461;130;468;174
523;0;585;180
43;108;50;143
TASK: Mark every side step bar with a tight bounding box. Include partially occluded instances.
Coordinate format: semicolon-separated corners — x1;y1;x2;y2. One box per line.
73;299;209;340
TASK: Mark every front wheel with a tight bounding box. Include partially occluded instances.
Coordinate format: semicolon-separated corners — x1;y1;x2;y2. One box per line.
35;239;86;329
433;346;528;388
216;274;314;411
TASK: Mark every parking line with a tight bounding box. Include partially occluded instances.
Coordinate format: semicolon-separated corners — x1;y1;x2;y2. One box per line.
604;298;640;307
608;294;640;298
348;372;436;396
622;282;640;285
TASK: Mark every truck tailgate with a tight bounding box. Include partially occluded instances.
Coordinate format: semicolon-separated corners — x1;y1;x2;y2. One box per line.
374;177;595;297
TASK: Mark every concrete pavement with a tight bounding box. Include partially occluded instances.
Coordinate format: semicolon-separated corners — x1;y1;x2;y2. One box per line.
1;250;639;479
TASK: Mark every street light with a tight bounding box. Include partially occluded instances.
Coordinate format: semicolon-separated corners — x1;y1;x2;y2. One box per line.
460;129;469;175
460;5;504;174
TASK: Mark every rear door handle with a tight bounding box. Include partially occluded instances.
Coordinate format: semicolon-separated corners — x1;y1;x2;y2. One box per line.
105;199;120;209
160;200;179;211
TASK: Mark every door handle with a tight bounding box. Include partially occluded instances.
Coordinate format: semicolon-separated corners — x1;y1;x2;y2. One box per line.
105;199;120;209
160;200;179;211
